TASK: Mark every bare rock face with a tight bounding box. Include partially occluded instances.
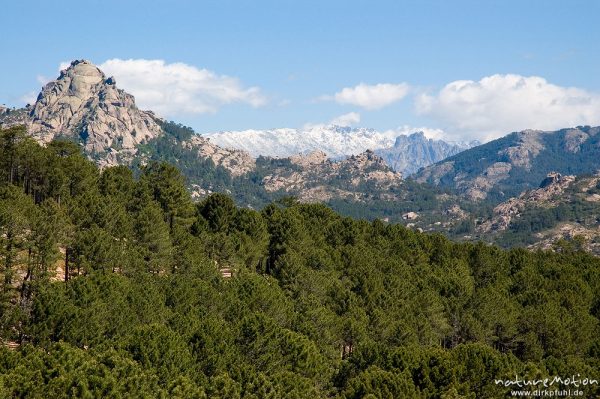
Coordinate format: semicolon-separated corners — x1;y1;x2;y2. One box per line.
414;161;454;185
183;135;255;177
28;60;163;166
497;130;544;169
563;129;589;153
289;150;328;168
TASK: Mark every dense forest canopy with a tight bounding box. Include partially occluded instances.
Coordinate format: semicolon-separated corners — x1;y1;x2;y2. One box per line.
0;126;599;398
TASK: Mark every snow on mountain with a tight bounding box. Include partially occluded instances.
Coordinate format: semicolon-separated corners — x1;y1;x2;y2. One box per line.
205;125;478;174
205;125;399;158
205;125;465;157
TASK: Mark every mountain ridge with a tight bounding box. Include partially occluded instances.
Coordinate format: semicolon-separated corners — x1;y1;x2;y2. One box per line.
415;125;600;202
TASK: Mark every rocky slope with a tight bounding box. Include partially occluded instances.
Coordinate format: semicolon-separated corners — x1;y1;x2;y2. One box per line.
473;172;600;254
477;172;576;234
0;106;31;128
415;126;600;202
182;135;255;177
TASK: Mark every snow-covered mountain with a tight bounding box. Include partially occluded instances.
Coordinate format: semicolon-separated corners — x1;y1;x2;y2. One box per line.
206;125;399;158
206;125;478;174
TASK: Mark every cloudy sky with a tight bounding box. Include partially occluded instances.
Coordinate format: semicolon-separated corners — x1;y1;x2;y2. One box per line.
2;0;600;142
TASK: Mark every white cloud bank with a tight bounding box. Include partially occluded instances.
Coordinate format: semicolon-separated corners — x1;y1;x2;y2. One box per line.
328;82;410;110
329;112;361;126
383;125;450;142
95;59;266;116
416;74;600;141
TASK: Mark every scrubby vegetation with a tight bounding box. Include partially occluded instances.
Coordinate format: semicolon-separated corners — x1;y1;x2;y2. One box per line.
1;126;599;398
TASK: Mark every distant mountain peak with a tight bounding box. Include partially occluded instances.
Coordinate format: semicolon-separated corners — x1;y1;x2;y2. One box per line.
376;132;477;176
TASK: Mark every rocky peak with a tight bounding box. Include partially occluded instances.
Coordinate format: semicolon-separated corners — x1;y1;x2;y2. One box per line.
396;131;426;145
289;150;328;168
28;59;163;166
378;132;476;176
347;149;383;166
539;172;563;188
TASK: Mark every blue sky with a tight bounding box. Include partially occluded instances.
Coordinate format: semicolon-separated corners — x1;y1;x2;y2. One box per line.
2;0;600;141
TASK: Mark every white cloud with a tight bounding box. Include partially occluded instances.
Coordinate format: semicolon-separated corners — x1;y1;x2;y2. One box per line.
416;74;600;142
20;75;52;105
95;59;266;116
330;112;361;126
36;75;50;85
59;61;71;71
383;125;449;141
325;82;410;110
20;91;38;105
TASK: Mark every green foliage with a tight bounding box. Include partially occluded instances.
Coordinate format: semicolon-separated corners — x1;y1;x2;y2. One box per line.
1;126;599;398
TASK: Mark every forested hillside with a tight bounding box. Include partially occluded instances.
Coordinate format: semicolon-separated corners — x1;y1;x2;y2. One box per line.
1;126;599;398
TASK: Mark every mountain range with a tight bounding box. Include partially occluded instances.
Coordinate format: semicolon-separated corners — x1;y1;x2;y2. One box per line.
3;59;600;253
207;125;477;175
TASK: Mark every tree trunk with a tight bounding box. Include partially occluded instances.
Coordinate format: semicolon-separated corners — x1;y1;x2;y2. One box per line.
4;231;13;287
64;247;70;282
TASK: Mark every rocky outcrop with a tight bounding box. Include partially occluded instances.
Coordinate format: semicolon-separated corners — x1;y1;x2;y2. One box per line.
27;60;163;166
3;60;257;174
289;150;328;168
528;223;600;255
262;150;403;202
183;135;255;177
477;172;576;234
444;204;468;220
